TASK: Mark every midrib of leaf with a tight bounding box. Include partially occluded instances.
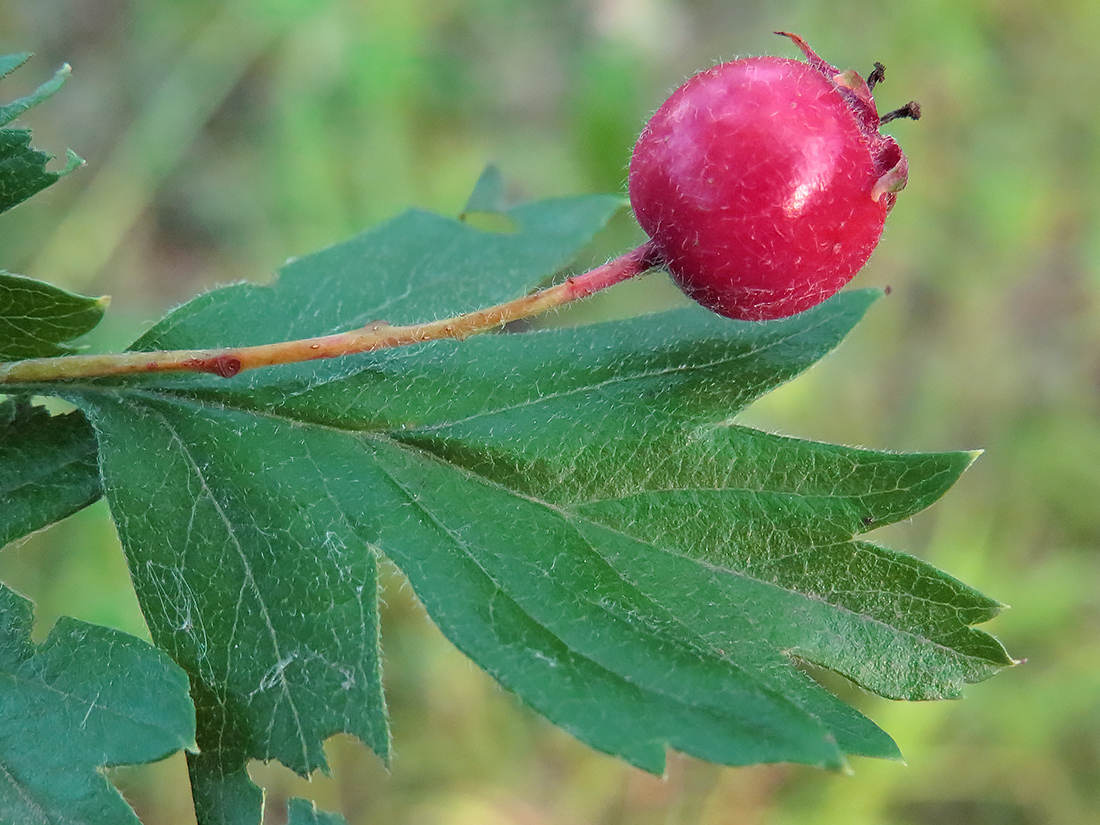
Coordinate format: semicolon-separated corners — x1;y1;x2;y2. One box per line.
77;391;389;780
362;435;863;769
150;407;314;768
576;518;1003;696
374;447;769;686
401;321;822;433
0;758;49;825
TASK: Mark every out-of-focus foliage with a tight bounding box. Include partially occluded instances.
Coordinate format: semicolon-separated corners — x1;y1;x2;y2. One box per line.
0;1;1097;823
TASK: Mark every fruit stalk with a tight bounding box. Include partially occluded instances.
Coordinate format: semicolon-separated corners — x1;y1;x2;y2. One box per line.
0;242;659;385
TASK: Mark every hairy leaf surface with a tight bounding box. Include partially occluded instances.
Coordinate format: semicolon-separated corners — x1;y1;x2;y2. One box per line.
0;398;101;547
0;273;107;360
68;193;625;822
12;193;1014;820
0;584;195;824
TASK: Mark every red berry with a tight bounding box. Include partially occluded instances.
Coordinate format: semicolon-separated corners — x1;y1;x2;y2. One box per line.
629;33;916;321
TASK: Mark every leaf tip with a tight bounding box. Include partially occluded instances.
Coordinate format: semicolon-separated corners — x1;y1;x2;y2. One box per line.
461;163;508;215
47;62;73;94
0;52;33;81
825;286;883;321
61;148;85;174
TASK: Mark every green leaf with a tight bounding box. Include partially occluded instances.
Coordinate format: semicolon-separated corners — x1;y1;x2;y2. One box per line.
461;163;508;215
128;193;626;352
188;763;264;825
17;191;1011;813
0;272;108;360
65;194;623;820
459;164;517;234
0;398;102;548
0;61;71;128
0;54;82;215
0;54;33;81
0;134;81;215
0;583;195;824
350;431;889;770
78;391;390;823
286;799;346;825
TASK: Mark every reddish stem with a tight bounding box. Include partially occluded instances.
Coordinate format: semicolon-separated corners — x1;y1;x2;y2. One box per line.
0;242;659;385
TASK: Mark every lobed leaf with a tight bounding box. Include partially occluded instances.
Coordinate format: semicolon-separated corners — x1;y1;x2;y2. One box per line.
0;54;81;215
76;393;390;823
150;287;1012;705
65;193;624;821
5;190;1014;817
0;584;195;824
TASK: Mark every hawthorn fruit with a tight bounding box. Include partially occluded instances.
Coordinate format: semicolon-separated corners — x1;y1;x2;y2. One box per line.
629;32;918;320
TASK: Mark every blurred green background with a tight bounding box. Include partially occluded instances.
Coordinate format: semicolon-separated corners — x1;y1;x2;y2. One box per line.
2;0;1099;823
